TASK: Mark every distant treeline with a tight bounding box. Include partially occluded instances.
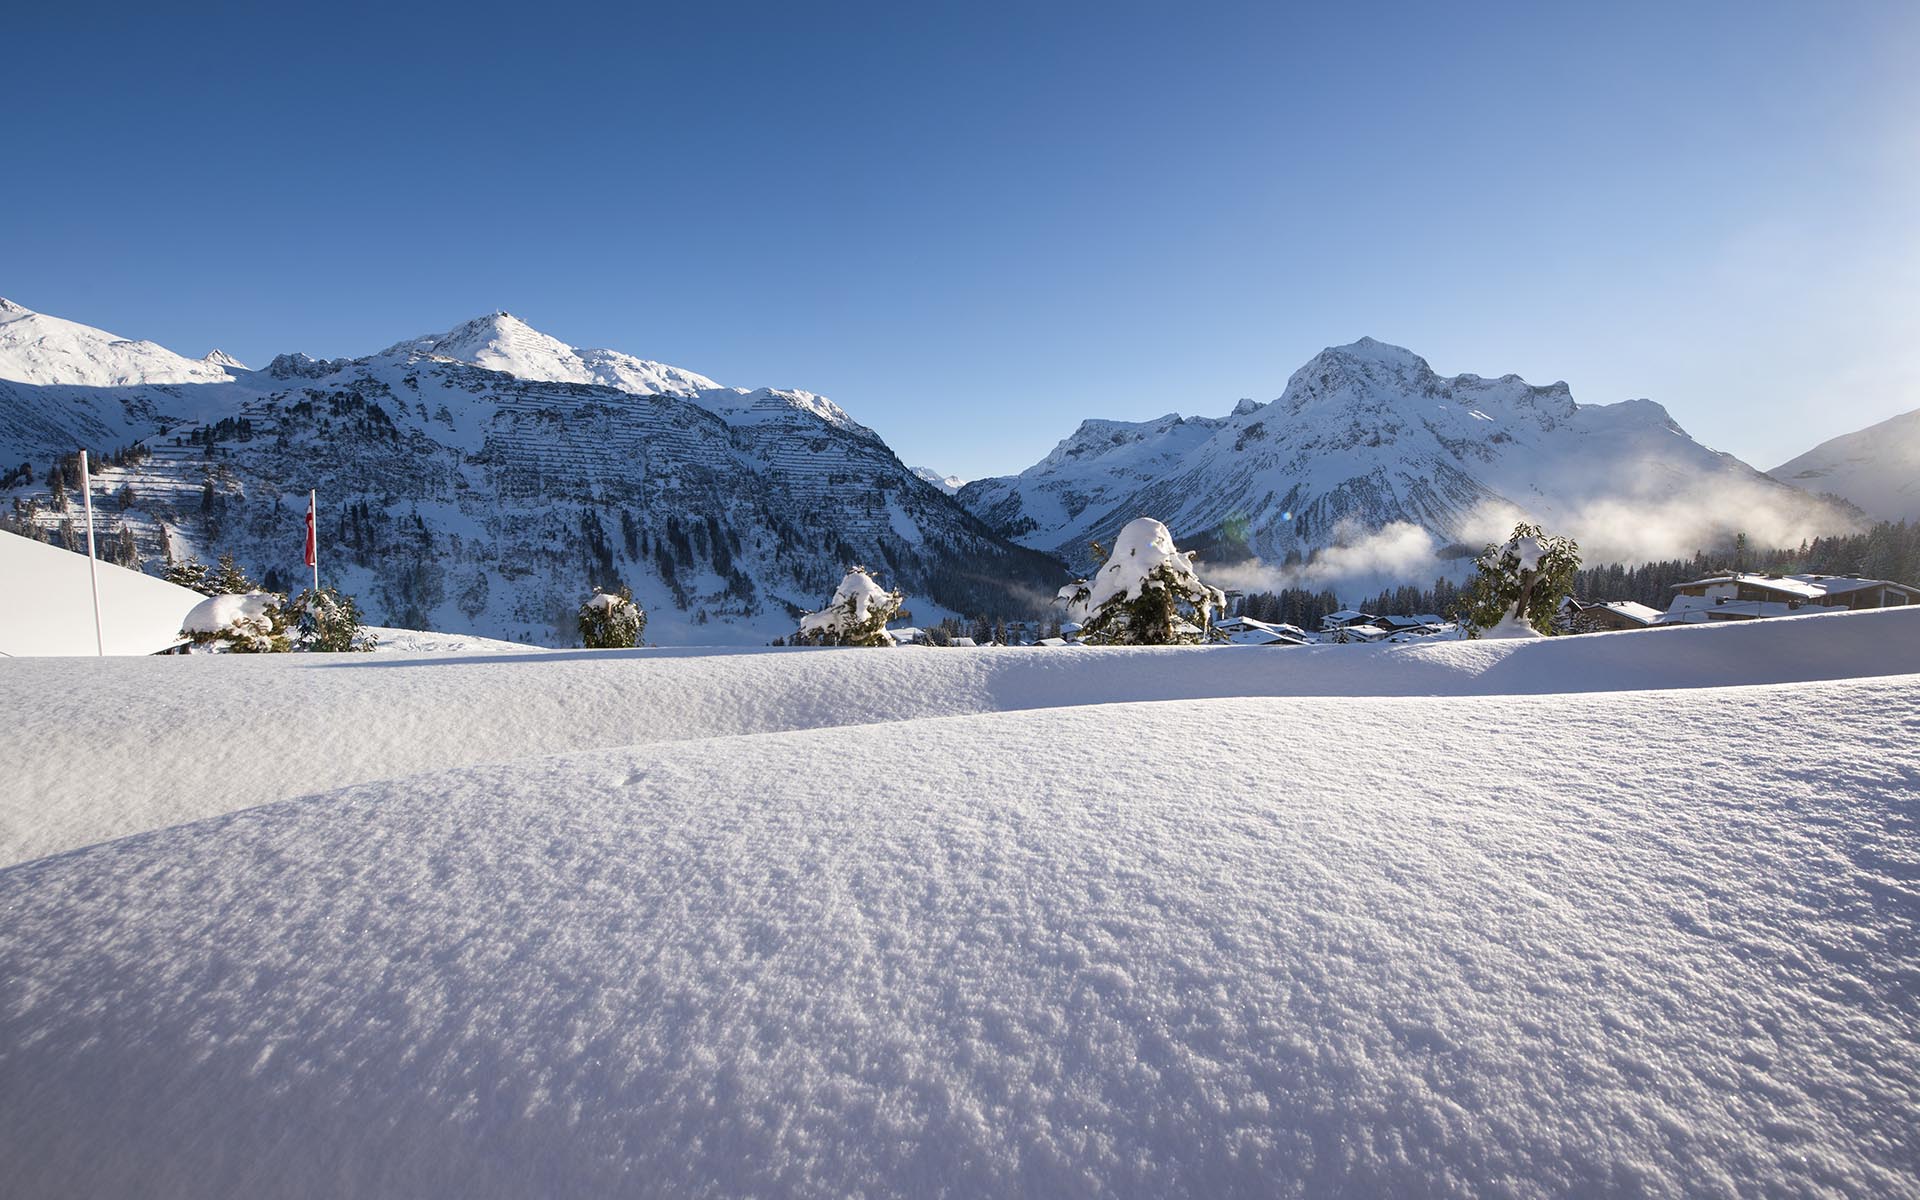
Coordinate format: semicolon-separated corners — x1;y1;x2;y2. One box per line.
1232;520;1919;625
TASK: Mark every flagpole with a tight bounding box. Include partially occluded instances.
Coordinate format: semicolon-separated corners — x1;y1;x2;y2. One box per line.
310;489;319;593
79;450;104;656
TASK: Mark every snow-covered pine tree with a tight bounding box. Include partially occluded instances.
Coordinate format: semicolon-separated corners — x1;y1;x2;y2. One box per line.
180;592;291;653
579;586;646;648
163;554;216;595
1459;522;1581;638
793;566;905;646
1058;517;1224;645
289;586;378;652
209;553;256;594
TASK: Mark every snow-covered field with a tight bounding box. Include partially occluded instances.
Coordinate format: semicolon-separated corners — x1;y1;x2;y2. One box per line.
2;610;1917;1197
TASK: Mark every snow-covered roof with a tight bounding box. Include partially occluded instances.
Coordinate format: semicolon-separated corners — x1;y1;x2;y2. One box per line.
1673;572;1916;601
1600;601;1665;625
1662;594;1801;622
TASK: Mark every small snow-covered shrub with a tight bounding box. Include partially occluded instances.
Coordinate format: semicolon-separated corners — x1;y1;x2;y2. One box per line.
208;553;257;595
1059;517;1224;645
579;586;646;648
180;592;291;653
290;586;377;652
163;555;216;596
1460;522;1581;638
794;567;905;647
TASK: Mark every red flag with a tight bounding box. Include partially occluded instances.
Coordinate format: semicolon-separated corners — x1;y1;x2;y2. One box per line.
304;493;317;567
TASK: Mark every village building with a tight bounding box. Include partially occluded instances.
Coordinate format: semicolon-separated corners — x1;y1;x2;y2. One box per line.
1562;598;1667;633
1320;609;1379;633
1661;572;1918;624
1214;615;1311;646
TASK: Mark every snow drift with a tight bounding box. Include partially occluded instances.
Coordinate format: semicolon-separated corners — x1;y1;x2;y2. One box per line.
1;673;1915;1197
5;606;1919;865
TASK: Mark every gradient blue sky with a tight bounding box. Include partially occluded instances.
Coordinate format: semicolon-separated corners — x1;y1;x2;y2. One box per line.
6;1;1916;481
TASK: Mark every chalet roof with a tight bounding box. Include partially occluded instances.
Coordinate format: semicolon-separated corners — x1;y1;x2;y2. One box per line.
1600;601;1665;626
1338;624;1392;641
1224;627;1309;646
1218;615;1310;638
1672;572;1918;601
1661;594;1800;622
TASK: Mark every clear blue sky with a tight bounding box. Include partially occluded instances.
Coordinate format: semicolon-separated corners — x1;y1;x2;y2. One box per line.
6;1;1916;481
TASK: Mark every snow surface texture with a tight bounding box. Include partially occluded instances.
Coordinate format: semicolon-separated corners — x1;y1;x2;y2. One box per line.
0;528;201;656
364;626;540;654
1;615;1916;1197
5;605;1919;865
1770;404;1920;522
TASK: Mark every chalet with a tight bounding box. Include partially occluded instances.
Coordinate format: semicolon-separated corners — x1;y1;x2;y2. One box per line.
1214;615;1311;646
1320;609;1379;633
1662;572;1918;624
1562;598;1666;633
1333;623;1392;644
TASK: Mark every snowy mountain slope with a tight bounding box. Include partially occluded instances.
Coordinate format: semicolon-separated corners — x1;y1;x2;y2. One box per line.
0;299;244;464
5;605;1915;867
1770;405;1920;521
912;466;966;494
1;305;1065;644
0;528;202;656
384;311;722;399
961;338;1848;568
2;626;1916;1196
0;297;236;389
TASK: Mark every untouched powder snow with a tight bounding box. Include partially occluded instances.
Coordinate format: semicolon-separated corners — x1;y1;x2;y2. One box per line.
2;664;1916;1197
4;606;1919;866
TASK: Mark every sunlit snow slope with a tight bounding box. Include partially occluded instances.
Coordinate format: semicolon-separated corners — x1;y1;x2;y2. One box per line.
2;612;1916;1198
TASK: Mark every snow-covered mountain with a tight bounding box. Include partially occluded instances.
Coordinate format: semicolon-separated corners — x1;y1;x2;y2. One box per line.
1769;407;1920;523
0;303;1063;644
960;338;1851;569
911;467;966;495
0;297;237;389
0;299;246;463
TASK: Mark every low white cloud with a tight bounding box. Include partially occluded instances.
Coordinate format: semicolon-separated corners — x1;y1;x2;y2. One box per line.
1201;477;1861;605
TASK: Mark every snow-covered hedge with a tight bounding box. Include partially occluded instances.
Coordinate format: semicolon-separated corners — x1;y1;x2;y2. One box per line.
1059;517;1224;645
181;591;291;653
794;567;904;647
290;586;377;653
579;587;646;649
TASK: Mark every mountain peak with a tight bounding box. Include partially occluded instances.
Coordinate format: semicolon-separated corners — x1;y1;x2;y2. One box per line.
1319;337;1430;371
0;298;235;388
202;349;247;370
